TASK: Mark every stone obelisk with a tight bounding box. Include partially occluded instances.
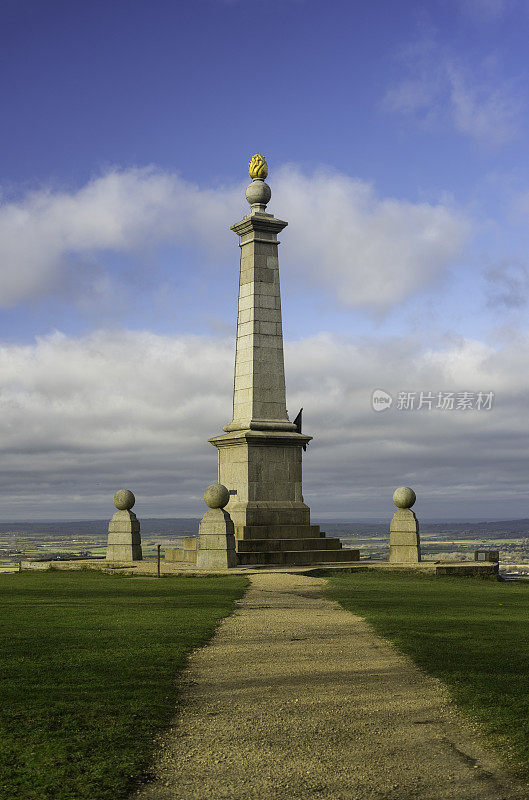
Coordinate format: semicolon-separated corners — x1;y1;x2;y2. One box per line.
208;155;359;566
209;155;311;533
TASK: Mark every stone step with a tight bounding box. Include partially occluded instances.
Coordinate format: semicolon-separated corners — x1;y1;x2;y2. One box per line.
237;537;342;553
236;524;324;541
236;549;360;566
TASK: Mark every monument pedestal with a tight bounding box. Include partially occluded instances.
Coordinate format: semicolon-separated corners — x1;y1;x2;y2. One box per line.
106;509;142;561
389;494;421;563
196;507;238;569
209;429;311;528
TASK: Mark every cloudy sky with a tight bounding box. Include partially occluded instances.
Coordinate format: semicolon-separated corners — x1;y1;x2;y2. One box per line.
2;0;529;521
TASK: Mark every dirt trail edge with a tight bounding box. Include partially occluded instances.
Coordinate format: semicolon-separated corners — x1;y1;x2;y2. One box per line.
131;572;528;800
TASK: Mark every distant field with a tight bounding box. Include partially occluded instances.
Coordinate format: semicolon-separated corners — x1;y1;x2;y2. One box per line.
325;570;529;776
0;571;248;800
1;518;528;570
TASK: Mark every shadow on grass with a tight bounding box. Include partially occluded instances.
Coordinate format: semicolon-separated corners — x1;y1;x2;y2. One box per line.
0;570;248;800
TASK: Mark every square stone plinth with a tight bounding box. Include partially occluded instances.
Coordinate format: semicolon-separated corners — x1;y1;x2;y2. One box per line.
209;428;311;532
389;508;421;563
106;509;142;561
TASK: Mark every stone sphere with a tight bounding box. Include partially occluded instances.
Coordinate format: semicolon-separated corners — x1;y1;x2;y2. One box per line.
203;483;229;509
393;486;416;509
114;489;135;511
246;179;271;207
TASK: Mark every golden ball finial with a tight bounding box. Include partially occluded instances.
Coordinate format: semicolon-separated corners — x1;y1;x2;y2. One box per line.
249;154;268;180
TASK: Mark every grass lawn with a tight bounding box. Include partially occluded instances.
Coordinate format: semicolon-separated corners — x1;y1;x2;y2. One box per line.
0;570;248;800
324;570;529;775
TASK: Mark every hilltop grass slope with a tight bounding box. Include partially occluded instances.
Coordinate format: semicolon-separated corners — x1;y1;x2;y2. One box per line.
325;570;529;776
0;571;248;800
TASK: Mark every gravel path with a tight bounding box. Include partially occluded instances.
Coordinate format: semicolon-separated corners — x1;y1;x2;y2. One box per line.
131;572;527;800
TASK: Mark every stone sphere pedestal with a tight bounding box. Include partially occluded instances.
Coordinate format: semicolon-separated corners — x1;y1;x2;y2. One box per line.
388;486;421;563
106;489;143;561
196;484;238;569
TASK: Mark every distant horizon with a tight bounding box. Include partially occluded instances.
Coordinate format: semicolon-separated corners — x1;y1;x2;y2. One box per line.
1;515;529;526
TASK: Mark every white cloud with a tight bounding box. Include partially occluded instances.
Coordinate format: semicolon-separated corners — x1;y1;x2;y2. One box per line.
1;328;528;520
274;166;468;313
446;63;521;146
0;329;234;517
384;77;438;118
0;168;243;308
385;44;523;147
0;165;469;315
485;260;529;308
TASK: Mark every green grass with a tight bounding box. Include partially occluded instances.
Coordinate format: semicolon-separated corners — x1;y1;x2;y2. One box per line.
0;571;248;800
324;570;529;774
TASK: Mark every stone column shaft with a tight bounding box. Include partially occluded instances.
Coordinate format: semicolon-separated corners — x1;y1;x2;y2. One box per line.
225;213;294;433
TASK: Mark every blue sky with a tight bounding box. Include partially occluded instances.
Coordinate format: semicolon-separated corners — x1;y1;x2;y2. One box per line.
2;0;529;520
2;0;527;195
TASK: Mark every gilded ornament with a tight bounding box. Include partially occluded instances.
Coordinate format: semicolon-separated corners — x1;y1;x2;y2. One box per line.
248;154;268;180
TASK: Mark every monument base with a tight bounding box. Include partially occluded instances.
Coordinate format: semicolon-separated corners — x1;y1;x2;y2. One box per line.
166;523;359;568
235;523;359;565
